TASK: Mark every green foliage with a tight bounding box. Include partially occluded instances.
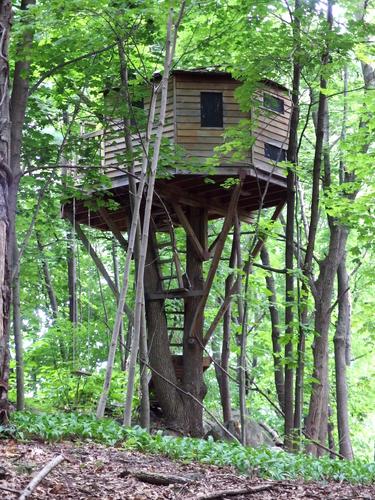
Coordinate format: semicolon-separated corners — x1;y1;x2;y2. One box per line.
5;0;375;470
2;412;375;484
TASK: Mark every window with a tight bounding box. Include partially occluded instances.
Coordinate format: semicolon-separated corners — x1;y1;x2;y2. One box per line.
264;143;286;162
263;93;284;114
200;92;223;127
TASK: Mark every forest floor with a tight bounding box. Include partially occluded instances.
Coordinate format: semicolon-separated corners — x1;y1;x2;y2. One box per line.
0;440;374;499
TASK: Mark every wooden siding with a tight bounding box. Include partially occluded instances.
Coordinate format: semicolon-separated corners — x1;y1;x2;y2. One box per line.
252;85;291;177
99;73;291;182
103;80;176;181
175;76;250;167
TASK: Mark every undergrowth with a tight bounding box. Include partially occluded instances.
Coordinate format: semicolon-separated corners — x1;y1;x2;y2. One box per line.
1;411;374;484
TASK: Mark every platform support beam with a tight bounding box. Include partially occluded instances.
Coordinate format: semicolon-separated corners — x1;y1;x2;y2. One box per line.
182;206;208;437
187;179;243;341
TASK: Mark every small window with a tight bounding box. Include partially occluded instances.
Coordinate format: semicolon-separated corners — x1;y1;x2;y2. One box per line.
263;93;284;114
201;92;223;127
264;143;286;162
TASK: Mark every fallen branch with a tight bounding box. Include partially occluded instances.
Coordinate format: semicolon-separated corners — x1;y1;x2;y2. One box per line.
123;469;199;485
0;485;19;494
196;484;274;499
19;454;65;500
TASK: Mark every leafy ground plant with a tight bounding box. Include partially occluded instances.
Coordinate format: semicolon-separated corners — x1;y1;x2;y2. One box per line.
2;411;374;484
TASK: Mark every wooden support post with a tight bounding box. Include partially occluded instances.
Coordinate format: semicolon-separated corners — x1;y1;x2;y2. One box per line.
98;208;128;251
187;178;243;340
172;202;209;261
183;206;207;436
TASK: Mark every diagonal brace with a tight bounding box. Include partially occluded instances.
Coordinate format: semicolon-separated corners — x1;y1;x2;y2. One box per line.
187;177;244;339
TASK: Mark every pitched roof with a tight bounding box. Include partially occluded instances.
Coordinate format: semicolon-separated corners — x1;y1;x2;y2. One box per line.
152;67;289;92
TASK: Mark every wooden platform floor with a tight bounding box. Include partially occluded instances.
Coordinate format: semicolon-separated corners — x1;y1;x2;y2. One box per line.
63;166;287;231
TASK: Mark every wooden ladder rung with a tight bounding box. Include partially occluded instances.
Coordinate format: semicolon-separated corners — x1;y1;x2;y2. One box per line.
169;343;183;347
161;275;178;280
165;310;184;315
169;327;184;331
157;241;172;249
158;258;174;264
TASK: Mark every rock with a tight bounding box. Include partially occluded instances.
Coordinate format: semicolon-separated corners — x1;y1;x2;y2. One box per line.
204;415;282;448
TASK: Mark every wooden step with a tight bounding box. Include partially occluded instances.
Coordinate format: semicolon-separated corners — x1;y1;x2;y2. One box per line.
147;288;204;301
158;257;174;264
157;241;172;249
168;327;184;331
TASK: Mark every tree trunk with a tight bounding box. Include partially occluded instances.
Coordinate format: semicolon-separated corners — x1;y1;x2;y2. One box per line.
304;0;334;456
284;0;301;449
182;207;207;436
305;224;347;455
112;239;126;370
118;52;150;427
334;256;353;459
36;233;58;319
214;231;237;424
0;0;13;425
139;302;150;430
293;295;307;441
122;7;182;426
96;87;157;418
218;268;234;423
67;226;78;325
260;246;284;412
12;243;24;410
144;231;185;430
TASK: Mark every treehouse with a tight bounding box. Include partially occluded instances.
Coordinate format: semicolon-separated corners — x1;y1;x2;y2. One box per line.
64;69;291;435
72;69;290;230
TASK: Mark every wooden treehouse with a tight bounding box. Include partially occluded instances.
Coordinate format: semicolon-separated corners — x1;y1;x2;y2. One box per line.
64;69;291;434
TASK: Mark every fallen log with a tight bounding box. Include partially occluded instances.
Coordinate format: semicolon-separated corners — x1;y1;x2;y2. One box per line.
19;454;65;500
196;484;274;499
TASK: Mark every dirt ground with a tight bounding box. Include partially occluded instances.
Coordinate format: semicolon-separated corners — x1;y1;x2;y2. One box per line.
0;440;374;499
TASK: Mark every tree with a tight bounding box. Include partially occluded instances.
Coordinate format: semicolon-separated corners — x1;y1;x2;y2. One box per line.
0;0;13;424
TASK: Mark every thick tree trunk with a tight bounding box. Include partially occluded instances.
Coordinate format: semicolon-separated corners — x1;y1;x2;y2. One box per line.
144;232;185;430
0;0;12;425
305;225;347;454
304;0;334;456
183;207;207;436
334;256;353;459
260;246;284;412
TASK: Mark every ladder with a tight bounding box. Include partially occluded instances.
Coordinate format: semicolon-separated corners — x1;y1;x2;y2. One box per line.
152;226;187;353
